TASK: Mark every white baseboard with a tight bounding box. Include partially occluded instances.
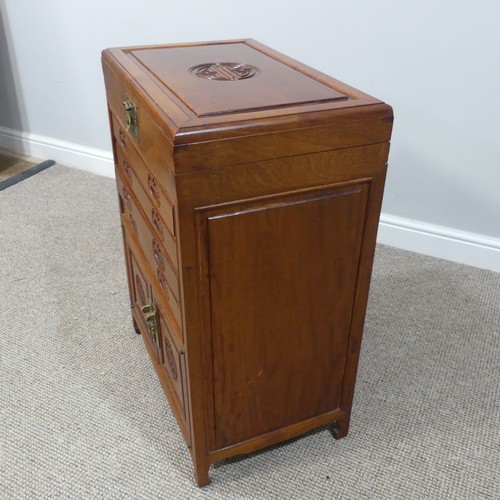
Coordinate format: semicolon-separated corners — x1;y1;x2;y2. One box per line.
378;214;500;273
0;125;114;178
1;126;499;273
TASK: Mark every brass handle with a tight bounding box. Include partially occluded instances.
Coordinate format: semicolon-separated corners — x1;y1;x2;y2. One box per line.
123;95;139;142
141;303;158;343
141;304;154;314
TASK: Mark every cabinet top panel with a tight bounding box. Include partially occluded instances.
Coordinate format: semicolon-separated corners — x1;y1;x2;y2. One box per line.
102;39;391;144
127;42;348;117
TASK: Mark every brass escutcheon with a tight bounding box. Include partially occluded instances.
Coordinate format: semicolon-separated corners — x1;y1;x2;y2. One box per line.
141;303;158;343
123;95;139;142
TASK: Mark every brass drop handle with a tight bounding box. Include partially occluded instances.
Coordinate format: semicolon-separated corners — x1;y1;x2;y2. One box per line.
141;303;158;343
123;95;139;142
141;304;154;314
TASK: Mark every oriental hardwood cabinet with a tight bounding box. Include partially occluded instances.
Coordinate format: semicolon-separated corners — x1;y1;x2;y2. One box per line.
102;39;393;486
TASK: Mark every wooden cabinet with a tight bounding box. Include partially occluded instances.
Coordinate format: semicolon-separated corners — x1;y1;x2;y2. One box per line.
102;39;393;486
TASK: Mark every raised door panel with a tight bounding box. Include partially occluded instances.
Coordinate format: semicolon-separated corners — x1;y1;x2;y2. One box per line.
197;183;369;449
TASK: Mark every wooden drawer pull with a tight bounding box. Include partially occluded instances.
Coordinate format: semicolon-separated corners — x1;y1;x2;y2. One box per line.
152;238;164;269
123;159;132;180
119;128;127;149
148;174;161;206
157;268;168;291
129;213;137;233
151;208;165;241
122;186;131;205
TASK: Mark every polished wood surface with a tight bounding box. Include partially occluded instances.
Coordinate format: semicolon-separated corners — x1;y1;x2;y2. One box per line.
102;39;393;487
201;184;368;449
102;39;384;144
130;42;347;116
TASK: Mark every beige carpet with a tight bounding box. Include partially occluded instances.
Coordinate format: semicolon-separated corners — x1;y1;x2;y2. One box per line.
1;165;499;499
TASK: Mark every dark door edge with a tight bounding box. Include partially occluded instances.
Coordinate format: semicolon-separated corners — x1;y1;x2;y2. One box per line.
0;160;56;192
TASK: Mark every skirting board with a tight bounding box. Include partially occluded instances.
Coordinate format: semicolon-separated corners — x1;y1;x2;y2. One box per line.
0;125;114;178
378;215;500;273
1;125;499;273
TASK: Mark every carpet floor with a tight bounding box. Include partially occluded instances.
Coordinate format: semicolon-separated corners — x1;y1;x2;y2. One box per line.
1;165;499;499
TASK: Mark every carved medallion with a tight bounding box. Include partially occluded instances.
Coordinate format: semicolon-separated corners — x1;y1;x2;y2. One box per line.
152;238;164;270
190;62;261;81
135;274;146;305
157;268;168;290
164;338;178;380
147;174;161;206
151;208;164;241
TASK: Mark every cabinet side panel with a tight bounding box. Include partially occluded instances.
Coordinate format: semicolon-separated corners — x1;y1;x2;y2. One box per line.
202;185;368;449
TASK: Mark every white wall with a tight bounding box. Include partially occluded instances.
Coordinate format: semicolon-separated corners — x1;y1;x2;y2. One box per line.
1;0;499;270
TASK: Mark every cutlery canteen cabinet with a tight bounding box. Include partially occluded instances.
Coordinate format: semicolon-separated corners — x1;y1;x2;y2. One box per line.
102;39;393;486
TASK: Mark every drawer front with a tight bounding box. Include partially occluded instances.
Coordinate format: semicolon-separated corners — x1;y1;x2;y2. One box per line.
129;248;163;363
103;63;176;201
116;172;183;330
113;114;177;233
122;221;189;442
117;170;179;276
158;305;189;421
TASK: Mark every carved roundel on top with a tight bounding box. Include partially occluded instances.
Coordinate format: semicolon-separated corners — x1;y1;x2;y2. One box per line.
189;62;261;81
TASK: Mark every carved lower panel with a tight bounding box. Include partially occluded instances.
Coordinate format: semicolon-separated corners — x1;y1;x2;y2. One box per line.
164;337;178;380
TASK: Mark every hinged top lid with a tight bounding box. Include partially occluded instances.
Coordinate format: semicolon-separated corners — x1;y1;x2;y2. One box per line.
102;39;388;145
128;42;347;117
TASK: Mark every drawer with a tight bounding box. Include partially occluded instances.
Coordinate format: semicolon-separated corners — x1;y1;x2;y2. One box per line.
123;223;189;441
113;114;177;233
103;63;176;201
117;173;183;331
157;304;189;421
115;132;176;241
117;170;178;273
128;247;163;363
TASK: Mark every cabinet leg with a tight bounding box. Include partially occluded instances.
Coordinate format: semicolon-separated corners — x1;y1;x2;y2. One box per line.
133;318;141;335
331;419;350;440
193;460;210;487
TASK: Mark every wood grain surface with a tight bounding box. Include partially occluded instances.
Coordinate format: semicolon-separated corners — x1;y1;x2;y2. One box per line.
102;39;393;486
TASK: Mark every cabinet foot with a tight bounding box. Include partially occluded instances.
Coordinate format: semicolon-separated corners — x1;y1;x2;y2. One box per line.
331;419;350;440
133;318;141;335
193;462;210;487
